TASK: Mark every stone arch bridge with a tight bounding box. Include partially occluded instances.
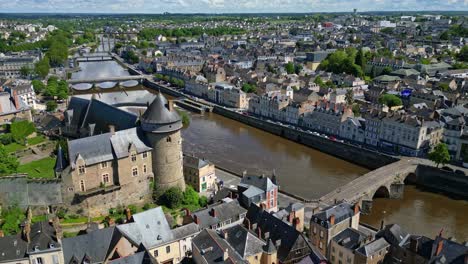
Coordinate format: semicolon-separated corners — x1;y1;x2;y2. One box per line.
319;158;432;214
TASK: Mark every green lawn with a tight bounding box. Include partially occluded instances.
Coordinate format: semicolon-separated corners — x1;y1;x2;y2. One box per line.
17;157;56;179
3;135;47;153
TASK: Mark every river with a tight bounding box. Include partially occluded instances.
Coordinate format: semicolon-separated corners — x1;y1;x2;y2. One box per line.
71;59;468;242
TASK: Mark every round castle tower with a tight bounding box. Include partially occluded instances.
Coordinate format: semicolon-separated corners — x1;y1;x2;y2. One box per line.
140;92;186;192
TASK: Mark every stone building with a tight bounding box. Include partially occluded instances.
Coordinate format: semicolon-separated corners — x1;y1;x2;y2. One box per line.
207;82;248;109
238;172;278;213
60;93;186;216
309;202;360;258
0;90;32;126
302;101;354;136
183;155;216;193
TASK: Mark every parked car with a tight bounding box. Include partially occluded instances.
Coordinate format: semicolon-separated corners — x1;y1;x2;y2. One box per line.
329;136;337;141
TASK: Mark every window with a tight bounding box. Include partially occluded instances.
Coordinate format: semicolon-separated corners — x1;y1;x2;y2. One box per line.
131;154;137;162
101;161;108;168
154;250;158;257
52;255;59;264
102;173;109;183
80;180;85;192
313;226;317;234
143;164;147;174
320;230;324;238
166;136;172;142
78;165;85;175
142;152;148;159
132;168;138;177
319;241;323;249
36;258;43;264
166;245;171;253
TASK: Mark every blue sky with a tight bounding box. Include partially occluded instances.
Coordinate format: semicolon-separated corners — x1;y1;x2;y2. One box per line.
0;0;467;13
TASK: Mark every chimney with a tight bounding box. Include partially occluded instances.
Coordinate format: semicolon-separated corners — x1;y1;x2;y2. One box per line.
354;204;360;215
52;216;63;240
287;211;295;223
410;237;419;253
223;248;229;261
242;170;247;177
89;123;96;137
229;191;233;199
168;100;174;112
293;217;301;229
380;220;385;230
329;214;336;225
210;208;217;218
435;240;444;256
184;208;191;217
194;215;200;225
125;207;132;222
244;218;251;230
222;230;228;239
257;227;262;238
13;90;20;110
22;222;31;243
109;125;115;135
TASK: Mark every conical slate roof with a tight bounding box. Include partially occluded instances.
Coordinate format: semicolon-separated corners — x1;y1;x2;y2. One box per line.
54;145;67;173
140;93;182;133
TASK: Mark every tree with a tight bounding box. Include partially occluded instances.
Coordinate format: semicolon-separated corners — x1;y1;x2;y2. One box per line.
241;83;257;93
355;48;366;70
46;101;58;112
158;187;183;209
34;58;50;78
183;186;199;206
0;145;19;175
428;143;450;168
314;76;324;87
9;120;36;145
20;66;32;77
458;45;468;62
381;66;393;75
31;80;45;94
285;62;295;74
0;206;25;235
378;94;402;108
345;89;354;105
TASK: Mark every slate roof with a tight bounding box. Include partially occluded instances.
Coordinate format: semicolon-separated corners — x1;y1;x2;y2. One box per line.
0;176;62;208
62;227;122;264
245;204;312;262
192;229;248;264
192;201;247;230
376;224;409;246
54;145;67;172
224;224;266;258
141;93;180;125
68;127;151;168
171;223;200;240
0;234;28;263
356;237;390;257
28;221;61;253
239;174;277;193
332;228;368;251
109;251;155;264
183;155;211;169
311;202;356;229
117;207;173;249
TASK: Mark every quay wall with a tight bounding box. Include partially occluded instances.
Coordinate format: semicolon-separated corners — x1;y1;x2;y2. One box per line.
413;165;468;199
213;106;398;170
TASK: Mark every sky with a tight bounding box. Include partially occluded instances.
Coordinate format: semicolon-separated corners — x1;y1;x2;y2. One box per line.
0;0;467;13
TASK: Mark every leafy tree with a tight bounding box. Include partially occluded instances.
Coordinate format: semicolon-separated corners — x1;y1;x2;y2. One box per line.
159;187;183;209
46;101;58;112
458;45;468;62
285;62;295;74
318;48;364;77
355;48;366;70
183;186;199;206
381;67;393;75
34;58;50;78
345;89;354;105
241;83;257;93
380;28;394;35
428;143;450;168
9;120;36;144
0;145;19;175
294;64;303;74
378;94;402;108
440;31;450;40
31;80;45;94
352;104;361;117
314;76;324;86
0;206;25;235
20;66;32;77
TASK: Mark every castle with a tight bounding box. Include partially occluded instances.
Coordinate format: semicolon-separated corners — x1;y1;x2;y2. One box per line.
57;93;186;216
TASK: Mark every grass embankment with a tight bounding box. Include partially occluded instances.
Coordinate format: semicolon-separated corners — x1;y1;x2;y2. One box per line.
17;157;56;179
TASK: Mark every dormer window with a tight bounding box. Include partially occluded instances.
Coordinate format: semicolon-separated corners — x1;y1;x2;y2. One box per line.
142;152;148;159
131;154;137;162
78;165;85;175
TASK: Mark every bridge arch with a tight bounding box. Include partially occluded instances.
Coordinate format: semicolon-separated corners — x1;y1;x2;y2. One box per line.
372;185;390;199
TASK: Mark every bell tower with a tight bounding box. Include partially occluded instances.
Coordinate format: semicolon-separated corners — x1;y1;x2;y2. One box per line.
140;93;186;193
